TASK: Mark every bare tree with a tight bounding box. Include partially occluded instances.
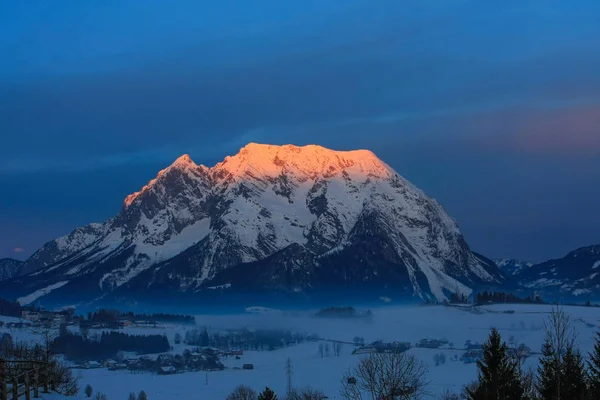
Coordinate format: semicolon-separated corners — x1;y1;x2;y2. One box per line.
32;322;59;363
537;304;579;400
340;351;429;400
334;342;343;357
285;387;326;400
544;304;577;357
318;343;324;358
94;393;108;400
226;385;258;400
433;353;447;366
51;358;80;395
439;390;460;400
32;322;79;395
128;393;137;400
325;343;330;357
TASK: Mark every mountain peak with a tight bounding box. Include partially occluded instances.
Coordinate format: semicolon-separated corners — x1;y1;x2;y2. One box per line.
123;154;200;207
172;154;196;167
123;143;393;208
217;143;391;180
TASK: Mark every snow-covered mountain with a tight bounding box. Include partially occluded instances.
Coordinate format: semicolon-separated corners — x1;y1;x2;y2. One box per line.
2;143;504;308
0;258;23;281
515;245;600;300
495;259;533;276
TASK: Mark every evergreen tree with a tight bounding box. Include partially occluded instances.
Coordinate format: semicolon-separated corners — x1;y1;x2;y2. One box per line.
200;329;210;347
258;387;277;400
561;345;587;400
588;331;600;400
466;328;524;399
538;336;560;400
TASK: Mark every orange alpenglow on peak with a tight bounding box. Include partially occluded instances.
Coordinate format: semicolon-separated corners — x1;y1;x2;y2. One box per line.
218;143;390;179
172;154;195;165
123;143;394;207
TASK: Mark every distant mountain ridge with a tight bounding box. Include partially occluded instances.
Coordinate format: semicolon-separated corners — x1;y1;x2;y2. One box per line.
0;143;504;308
0;258;24;282
514;245;600;300
495;259;533;276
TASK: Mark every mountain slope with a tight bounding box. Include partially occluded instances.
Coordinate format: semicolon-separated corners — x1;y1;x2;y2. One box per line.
0;258;24;282
495;259;533;276
2;143;504;307
515;245;600;299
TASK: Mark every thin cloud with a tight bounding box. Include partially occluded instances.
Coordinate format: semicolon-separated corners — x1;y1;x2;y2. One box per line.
0;129;273;174
13;247;24;254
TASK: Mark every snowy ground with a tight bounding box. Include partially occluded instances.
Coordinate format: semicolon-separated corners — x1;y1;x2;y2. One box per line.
3;304;597;399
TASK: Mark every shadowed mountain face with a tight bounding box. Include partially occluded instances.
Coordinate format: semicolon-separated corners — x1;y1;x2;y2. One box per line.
1;143;504;309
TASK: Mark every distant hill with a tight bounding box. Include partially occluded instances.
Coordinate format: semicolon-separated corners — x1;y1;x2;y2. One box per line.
514;245;600;300
0;258;23;281
495;259;533;276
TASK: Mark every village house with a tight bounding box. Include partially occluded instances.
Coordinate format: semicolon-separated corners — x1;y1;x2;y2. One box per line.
21;310;40;322
85;361;101;369
159;366;177;375
352;346;377;355
415;339;448;349
368;341;411;353
109;363;128;371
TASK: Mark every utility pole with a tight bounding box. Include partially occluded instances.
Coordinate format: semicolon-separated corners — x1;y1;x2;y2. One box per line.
285;357;293;395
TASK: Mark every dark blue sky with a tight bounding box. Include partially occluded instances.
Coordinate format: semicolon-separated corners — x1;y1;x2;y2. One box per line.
1;1;600;262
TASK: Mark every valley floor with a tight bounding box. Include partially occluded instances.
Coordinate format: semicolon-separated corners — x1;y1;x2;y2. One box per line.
12;304;600;399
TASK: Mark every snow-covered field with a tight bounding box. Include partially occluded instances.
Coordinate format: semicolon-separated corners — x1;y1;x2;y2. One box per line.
3;304;596;399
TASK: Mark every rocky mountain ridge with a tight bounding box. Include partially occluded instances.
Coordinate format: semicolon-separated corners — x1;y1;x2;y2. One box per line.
2;143;504;308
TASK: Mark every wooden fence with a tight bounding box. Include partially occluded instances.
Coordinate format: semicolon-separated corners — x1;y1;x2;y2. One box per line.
0;360;51;400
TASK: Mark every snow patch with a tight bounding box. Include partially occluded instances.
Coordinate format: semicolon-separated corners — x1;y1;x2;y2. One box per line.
206;283;232;290
17;281;69;305
573;289;591;296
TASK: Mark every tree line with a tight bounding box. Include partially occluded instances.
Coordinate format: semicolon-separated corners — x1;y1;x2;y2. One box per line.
52;331;170;361
85;309;195;325
314;306;373;319
183;328;318;351
473;291;545;305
